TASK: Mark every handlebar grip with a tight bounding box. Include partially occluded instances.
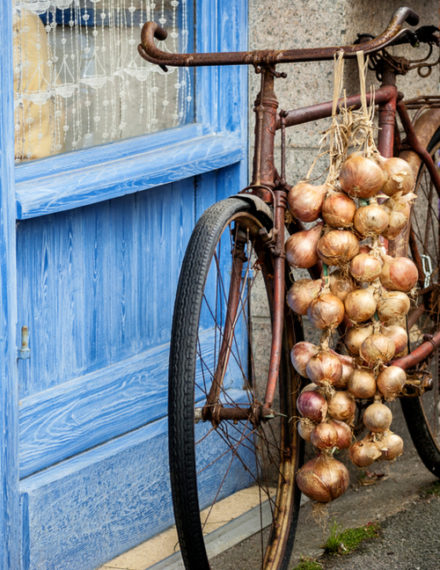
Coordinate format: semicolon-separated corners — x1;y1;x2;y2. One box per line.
403;8;420;27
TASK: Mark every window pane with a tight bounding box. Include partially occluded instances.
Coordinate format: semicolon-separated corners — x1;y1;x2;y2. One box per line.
13;0;193;162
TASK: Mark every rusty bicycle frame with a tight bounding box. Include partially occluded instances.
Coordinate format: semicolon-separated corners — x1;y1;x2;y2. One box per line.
139;6;440;424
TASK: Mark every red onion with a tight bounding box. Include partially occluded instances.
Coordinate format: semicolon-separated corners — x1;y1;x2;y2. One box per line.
310;422;338;449
380;255;418;292
307;293;345;330
288;182;328;222
286;279;322;315
376;366;406;401
363;402;393;433
286;223;323;269
306;350;343;387
297;389;328;423
296;454;350;503
339;154;386;198
327;391;356;422
291;342;319;377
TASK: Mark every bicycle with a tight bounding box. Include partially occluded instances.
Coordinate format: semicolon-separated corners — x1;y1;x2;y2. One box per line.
138;7;440;569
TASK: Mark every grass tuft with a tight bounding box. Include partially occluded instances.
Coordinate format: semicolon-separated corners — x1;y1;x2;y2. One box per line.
323;520;380;555
422;481;440;497
292;557;323;570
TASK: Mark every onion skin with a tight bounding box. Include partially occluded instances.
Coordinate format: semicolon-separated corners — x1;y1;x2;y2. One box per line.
345;325;373;355
349;438;382;467
363;402;393;433
350;253;382;283
288;182;327;222
378;431;404;460
291;342;319;376
307;293;345;330
322;192;356;228
317;230;360;266
383;211;409;240
297;389;328;423
381;325;408;356
354;204;390;237
344;288;377;323
377;366;406;400
327;391;356;422
380;256;418;292
329;270;355;301
310;422;338;449
381;157;415;196
296;455;350;503
286;279;322;315
348;368;377;399
339;154;386;198
306;350;343;386
297;417;315;442
328;419;353;449
285;223;323;269
377;291;410;323
360;333;396;366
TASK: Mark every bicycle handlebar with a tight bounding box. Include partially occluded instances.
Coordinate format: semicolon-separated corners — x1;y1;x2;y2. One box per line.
138;6;419;70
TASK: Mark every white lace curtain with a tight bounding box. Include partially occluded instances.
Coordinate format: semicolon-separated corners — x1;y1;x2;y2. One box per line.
13;0;192;162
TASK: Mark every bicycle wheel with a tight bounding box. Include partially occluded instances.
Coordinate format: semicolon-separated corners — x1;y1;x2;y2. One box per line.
400;123;440;476
168;197;304;569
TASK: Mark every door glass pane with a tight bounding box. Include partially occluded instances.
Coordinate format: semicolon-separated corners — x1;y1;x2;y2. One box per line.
13;0;193;162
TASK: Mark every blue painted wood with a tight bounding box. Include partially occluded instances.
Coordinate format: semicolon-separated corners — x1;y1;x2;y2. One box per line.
16;133;243;219
0;1;21;567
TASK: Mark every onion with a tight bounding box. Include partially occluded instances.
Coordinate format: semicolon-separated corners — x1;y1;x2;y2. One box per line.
288;182;328;222
322;192;356;228
380;255;418;292
328;419;353;449
381;325;408;356
296;454;350;503
310;421;338;449
349;438;382;467
317;230;359;266
291;342;319;376
344;288;377;323
377;431;404;460
377;366;406;400
285;223;323;269
329;270;355;301
348;368;377;399
345;324;373;355
339;154;386;198
297;389;328;423
354;203;390;237
360;333;396;366
297;417;315;442
350;253;382;283
381;157;415;196
307;293;345;330
339;360;354;389
363;402;393;433
306;350;343;386
383;211;409;240
384;192;416;218
286;279;322;315
377;291;410;323
327;390;356;422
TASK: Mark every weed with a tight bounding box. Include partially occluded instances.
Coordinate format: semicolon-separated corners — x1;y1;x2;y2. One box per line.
323;520;380;555
422;481;440;497
292;557;323;570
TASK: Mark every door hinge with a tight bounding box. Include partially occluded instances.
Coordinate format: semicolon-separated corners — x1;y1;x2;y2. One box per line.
17;326;30;360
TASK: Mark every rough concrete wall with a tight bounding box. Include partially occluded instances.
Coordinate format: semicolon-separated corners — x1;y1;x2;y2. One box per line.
248;0;439;182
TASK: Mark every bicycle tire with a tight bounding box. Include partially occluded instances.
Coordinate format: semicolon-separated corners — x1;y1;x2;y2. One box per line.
168;197;304;569
400;119;440;477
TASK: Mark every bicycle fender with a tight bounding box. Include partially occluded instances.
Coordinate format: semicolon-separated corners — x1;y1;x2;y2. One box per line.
232;193;273;221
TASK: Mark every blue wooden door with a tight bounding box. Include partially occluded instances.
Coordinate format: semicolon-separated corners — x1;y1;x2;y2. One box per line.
0;2;248;568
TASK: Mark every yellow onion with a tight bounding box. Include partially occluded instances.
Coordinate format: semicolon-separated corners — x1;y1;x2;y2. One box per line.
339;154;386;198
360;333;395;366
329;270;355;301
380;255;418;292
306;350;342;386
297;388;328;423
344;288;377;323
317;230;359;266
381;325;408;356
345;324;373;355
296;454;350;503
297;417;316;442
377;291;411;323
348;368;377;399
349;438;382;467
350;253;383;283
384;192;416;218
310;421;338;449
377;431;404;460
328;419;353;449
377;366;406;400
327;391;356;422
338;356;354;389
380;157;415;196
291;342;319;377
354;203;390;237
288;182;328;222
363;402;393;433
322;191;356;228
285;223;323;269
286;279;322;315
307;293;345;330
383;210;409;240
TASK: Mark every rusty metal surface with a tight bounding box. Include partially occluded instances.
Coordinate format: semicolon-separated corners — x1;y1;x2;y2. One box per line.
393;330;440;370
